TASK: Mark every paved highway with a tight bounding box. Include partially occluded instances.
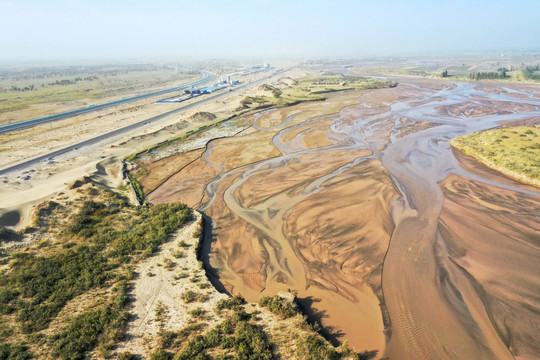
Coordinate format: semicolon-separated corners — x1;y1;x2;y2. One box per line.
0;69;287;176
0;70;213;134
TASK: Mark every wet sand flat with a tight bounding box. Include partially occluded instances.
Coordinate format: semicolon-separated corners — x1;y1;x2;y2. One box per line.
439;175;540;360
148;77;540;358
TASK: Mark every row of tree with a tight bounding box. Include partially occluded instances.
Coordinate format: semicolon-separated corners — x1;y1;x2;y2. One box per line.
48;75;98;86
9;85;35;92
469;70;508;80
522;65;540;79
444;64;540;80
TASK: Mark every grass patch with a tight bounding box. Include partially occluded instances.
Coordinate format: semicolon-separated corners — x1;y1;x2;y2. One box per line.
127;174;145;203
239;75;396;113
451;126;540;186
150;349;173;360
118;352;139;360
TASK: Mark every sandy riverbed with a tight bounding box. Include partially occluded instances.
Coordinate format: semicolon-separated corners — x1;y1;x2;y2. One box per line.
145;77;540;359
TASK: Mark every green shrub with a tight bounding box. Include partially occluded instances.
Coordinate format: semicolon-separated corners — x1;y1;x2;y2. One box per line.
52;307;128;360
67;200;106;236
189;308;206;318
163;258;175;270
117;352;138;360
150;349;173;360
181;291;208;304
155;302;169;327
114;280;130;307
175;322;207;343
157;330;178;349
172;250;184;259
215;295;245;312
173;272;189;280
297;334;341;360
178;240;190;248
12;246;112;333
0;324;13;341
175;316;274;360
0;342;32;360
259;295;297;319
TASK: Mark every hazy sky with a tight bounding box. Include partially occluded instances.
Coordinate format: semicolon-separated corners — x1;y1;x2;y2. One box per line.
1;0;539;62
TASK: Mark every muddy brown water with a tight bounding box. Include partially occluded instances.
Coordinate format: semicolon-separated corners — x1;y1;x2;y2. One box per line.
149;79;540;359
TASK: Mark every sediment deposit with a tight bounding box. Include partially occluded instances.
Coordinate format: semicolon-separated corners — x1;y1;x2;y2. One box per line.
147;78;540;359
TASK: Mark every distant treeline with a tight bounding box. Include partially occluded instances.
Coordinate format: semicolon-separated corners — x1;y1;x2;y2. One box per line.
468;64;540;81
10;85;35;92
522;65;540;79
48;75;99;86
4;75;100;92
469;70;508;80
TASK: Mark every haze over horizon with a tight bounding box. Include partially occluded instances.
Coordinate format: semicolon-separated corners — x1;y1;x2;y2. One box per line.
1;0;539;63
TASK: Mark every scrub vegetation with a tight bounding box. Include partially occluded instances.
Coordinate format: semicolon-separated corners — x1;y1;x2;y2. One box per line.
0;183;192;358
451;126;540;186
